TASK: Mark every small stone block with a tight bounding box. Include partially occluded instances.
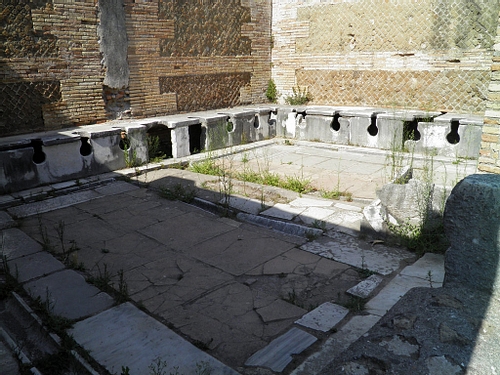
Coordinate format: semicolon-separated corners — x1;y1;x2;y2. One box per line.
347;274;384;299
260;203;304;220
245;327;317;372
289;198;333;208
334;202;362;212
295;302;349;332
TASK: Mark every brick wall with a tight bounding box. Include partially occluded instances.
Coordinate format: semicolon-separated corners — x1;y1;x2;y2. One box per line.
272;0;500;114
0;0;106;136
479;11;500;173
0;0;272;136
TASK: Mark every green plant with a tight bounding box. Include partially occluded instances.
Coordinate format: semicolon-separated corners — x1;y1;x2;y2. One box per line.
312;220;327;232
343;296;366;312
148;135;166;163
117;269;129;303
284;86;312;105
320;189;352;201
189;158;223;176
88;263;112;289
195;361;212;375
281;175;313;194
124;146;140;168
148;357;170;375
265;79;279;103
38;215;53;252
121;366;131;375
159;184;196;203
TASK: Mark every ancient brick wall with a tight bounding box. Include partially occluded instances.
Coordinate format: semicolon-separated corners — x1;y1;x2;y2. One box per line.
0;0;271;136
272;0;500;114
0;0;106;136
479;10;500;174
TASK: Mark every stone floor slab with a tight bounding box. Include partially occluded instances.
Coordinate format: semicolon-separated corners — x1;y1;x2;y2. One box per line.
334;202;363;212
256;299;307;323
1;228;43;260
70;303;237;375
260;203;305;220
245;327;317;372
365;274;434;317
295;302;349;332
94;180;140;195
291;314;381;375
298;207;335;225
225;196;264;215
7;190;102;218
9;251;65;283
301;234;414;275
399;253;444;286
347;274;384;299
0;212;15;230
24;269;114;320
289;198;333;208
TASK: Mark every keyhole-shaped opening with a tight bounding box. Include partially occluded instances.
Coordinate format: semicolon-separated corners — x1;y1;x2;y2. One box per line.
80;137;92;156
446;121;460;144
254;115;260;129
367;116;378;136
119;131;130;151
330;114;341;132
30;139;46;164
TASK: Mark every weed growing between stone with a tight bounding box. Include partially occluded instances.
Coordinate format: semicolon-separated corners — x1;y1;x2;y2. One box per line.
284;85;312;105
159;183;196;203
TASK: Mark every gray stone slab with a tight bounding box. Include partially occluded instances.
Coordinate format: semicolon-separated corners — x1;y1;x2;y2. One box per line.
291;314;381;375
7;190;102;218
399;253;444;286
1;228;42;260
295;302;349;332
0;195;18;210
365;274;433;317
94;180;139;195
289;197;333;208
0;212;15;230
9;252;65;283
334;202;362;212
300;235;414;275
261;203;304;220
346;274;384;299
70;303;237;375
298;207;335;225
245;327;317;372
225;196;263;215
256;299;307;323
24;269;114;320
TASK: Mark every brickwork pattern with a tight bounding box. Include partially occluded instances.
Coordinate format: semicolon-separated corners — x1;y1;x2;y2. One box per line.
159;73;251;111
272;0;500;114
0;1;107;135
0;81;60;135
0;0;58;58
478;11;500;173
297;69;489;114
125;0;271;118
159;0;251;57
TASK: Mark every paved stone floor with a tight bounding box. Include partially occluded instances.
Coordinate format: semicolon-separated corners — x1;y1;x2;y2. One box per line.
0;141;473;374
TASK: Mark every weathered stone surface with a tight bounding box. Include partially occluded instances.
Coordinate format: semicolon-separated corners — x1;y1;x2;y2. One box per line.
320;174;500;374
295;302;348;332
347;274;384;299
245;328;317;372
